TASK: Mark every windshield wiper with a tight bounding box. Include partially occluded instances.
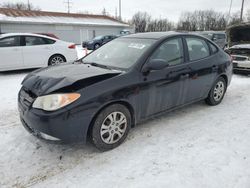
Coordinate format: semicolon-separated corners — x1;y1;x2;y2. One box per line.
83;62;112;70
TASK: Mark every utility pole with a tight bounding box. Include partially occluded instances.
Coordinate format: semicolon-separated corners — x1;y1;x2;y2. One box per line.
240;0;245;22
64;0;73;14
119;0;121;21
27;0;31;10
227;0;233;23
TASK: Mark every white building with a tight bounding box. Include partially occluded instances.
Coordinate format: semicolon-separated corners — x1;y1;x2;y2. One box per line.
0;8;133;44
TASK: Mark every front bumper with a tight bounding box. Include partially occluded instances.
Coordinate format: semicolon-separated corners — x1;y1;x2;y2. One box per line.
18;89;93;143
233;60;250;73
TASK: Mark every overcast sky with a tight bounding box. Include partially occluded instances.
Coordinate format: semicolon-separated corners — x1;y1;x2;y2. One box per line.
0;0;249;22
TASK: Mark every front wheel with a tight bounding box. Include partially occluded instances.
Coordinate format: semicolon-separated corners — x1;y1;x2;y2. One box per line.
91;104;131;151
205;77;227;106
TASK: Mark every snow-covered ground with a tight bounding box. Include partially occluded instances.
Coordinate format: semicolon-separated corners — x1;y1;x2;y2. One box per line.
0;71;250;188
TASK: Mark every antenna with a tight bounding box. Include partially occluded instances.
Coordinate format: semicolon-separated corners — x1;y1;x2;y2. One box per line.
64;0;73;14
27;0;31;10
227;0;233;23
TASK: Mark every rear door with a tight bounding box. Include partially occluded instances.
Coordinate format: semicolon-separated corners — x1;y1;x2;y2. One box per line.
0;36;23;70
22;36;54;68
182;36;217;104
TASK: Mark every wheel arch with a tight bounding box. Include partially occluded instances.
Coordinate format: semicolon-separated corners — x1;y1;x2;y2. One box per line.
86;100;136;138
218;74;228;86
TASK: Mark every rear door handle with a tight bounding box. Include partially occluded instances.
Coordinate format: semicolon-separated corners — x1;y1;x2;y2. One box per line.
180;73;189;79
212;65;218;71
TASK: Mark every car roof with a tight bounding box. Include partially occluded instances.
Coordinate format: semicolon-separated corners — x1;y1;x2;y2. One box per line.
121;31;213;40
122;31;177;39
197;31;226;34
0;33;58;40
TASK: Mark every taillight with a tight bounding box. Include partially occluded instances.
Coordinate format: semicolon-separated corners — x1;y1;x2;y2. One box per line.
68;44;76;49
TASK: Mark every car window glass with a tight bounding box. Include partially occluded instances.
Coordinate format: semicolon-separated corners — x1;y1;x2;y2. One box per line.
25;36;48;46
186;37;210;61
208;42;218;54
150;38;184;66
0;36;20;47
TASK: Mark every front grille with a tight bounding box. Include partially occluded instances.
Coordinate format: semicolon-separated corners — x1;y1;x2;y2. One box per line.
233;63;238;68
19;87;36;111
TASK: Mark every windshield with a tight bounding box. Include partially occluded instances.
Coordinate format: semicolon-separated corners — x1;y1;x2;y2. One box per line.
93;36;103;40
82;38;155;69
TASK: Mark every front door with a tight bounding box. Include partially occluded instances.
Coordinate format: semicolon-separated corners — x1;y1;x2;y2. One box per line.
0;36;23;70
139;37;190;118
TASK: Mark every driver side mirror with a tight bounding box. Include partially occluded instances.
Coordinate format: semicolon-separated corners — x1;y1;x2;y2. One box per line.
142;59;169;75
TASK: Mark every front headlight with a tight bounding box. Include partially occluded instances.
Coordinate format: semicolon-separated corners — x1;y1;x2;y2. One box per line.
32;93;81;111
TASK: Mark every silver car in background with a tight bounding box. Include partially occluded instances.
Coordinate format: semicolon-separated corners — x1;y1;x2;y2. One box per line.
226;24;250;74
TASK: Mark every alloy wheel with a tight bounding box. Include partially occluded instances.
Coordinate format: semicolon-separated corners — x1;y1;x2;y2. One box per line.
213;81;225;102
100;111;127;144
50;56;64;66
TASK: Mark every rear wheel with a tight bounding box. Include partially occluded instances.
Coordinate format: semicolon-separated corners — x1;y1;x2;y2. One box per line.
205;77;227;106
91;104;131;151
48;55;66;66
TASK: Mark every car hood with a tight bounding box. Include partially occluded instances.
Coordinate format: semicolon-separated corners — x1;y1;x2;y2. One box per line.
229;44;250;50
22;63;122;96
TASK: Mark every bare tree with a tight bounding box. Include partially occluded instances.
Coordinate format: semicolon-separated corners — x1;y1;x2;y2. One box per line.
131;12;151;33
147;18;174;32
0;2;41;11
177;10;227;31
229;12;242;26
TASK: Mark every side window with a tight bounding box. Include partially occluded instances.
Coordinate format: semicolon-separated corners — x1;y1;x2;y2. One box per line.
208;42;218;54
0;36;21;47
43;38;56;44
186;37;210;61
25;36;49;46
150;38;184;66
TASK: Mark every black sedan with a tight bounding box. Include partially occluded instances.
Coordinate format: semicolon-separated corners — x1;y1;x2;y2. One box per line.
82;35;117;50
18;32;233;151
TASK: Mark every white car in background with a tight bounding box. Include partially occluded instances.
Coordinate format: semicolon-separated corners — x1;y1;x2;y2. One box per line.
0;33;77;71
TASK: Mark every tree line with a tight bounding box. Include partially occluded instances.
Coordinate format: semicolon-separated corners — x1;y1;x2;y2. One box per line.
131;10;250;33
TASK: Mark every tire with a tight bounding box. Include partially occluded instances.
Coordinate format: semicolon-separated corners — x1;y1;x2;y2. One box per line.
91;104;131;151
205;77;227;106
48;55;66;66
94;43;100;50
